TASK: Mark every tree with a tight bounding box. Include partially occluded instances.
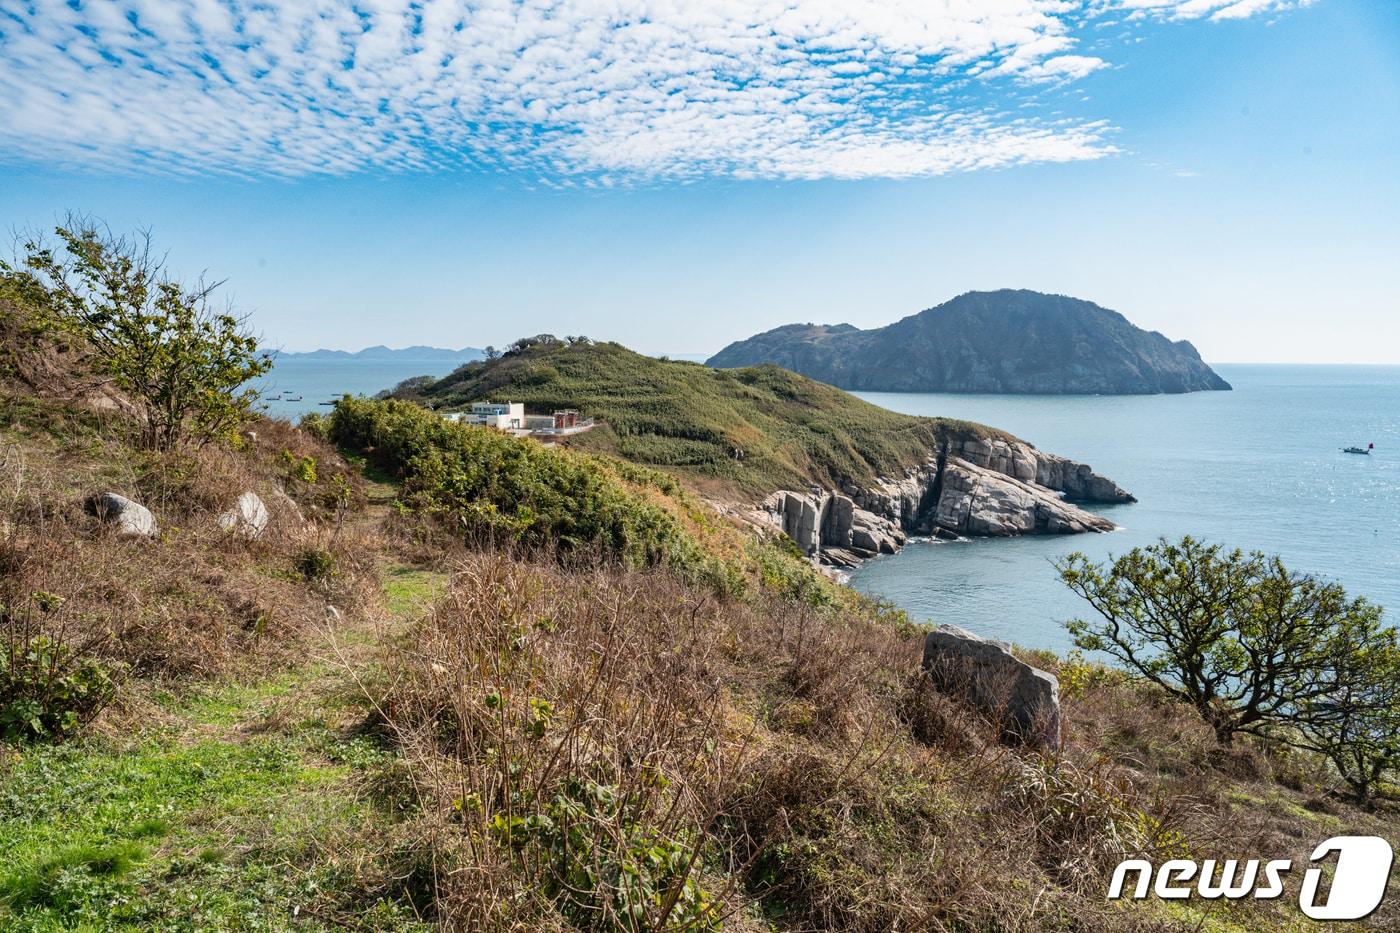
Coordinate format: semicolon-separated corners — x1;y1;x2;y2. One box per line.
1057;537;1395;746
1286;644;1400;801
2;219;271;450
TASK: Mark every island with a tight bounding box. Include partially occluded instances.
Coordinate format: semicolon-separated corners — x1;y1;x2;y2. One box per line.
707;289;1231;395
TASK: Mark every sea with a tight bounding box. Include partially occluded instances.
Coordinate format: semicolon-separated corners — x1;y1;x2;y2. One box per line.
254;359;1400;654
851;365;1400;652
248;357;470;421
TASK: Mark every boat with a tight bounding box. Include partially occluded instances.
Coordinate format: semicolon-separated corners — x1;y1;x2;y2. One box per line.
285;395;303;401
1342;443;1374;455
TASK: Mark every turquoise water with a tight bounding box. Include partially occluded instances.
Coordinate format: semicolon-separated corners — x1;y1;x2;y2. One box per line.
249;358;468;420
850;365;1400;653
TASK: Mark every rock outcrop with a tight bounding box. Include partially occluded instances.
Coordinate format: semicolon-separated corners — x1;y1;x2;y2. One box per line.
85;492;158;538
922;624;1062;749
935;460;1113;536
951;436;1133;504
218;491;270;540
755;435;1129;565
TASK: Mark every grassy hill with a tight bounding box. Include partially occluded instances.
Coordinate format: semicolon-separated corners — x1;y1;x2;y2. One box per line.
10;228;1400;931
7;382;1400;931
406;339;1005;497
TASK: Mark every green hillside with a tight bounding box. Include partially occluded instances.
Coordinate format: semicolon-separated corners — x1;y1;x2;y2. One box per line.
408;338;1003;496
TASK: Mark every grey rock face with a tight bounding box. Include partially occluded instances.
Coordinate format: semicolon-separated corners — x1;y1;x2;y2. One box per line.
922;624;1062;749
955;438;1134;504
758;490;823;555
935;459;1115;537
754;433;1127;567
85;492;158;538
218;491;270;540
761;489;908;559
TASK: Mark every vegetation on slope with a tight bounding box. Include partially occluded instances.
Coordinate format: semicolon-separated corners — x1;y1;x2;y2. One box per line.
401;337;1004;497
323;395;864;609
6;222;1400;931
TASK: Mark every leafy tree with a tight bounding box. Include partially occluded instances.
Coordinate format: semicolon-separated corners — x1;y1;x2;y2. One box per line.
1;219;270;450
1058;537;1395;747
1286;643;1400;801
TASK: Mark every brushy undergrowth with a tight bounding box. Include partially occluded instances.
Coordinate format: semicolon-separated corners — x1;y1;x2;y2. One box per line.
7;337;1400;930
325;396;873;614
372;553;1400;932
0;396;378;721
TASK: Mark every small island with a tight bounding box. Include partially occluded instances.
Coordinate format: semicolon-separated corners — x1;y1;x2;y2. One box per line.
708;288;1232;395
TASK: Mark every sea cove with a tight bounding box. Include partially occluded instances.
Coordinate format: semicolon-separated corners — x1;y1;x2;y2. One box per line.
849;364;1400;652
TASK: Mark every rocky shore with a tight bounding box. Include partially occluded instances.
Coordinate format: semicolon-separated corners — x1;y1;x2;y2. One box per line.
750;436;1134;569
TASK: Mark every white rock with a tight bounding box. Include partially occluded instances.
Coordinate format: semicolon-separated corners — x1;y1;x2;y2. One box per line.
218;491;270;540
86;492;158;538
935;459;1114;537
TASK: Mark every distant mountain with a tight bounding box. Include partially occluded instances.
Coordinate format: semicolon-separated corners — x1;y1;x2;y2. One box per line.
277;345;484;362
707;290;1231;395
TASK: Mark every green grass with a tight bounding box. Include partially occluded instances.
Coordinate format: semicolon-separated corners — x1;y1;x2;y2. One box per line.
328;397;880;610
381;566;447;620
409;340;1005;495
0;685;426;931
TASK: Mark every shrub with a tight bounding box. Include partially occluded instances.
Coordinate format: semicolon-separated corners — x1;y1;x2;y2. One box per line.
1;590;117;742
1059;536;1400;798
327;396;734;591
0;218;271;450
296;547;336;581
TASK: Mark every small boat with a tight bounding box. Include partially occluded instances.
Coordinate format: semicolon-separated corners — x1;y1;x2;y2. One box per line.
1342;443;1374;455
285;395;303;401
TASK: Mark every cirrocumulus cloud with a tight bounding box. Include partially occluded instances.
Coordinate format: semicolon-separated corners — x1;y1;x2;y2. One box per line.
0;0;1311;181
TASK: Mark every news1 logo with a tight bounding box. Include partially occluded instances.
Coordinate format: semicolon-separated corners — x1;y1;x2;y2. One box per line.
1108;836;1393;920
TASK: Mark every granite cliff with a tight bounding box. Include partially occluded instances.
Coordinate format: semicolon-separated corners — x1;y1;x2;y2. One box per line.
750;435;1133;569
708;289;1231;395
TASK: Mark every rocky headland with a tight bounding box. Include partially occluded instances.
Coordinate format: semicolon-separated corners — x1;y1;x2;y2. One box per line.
749;435;1133;569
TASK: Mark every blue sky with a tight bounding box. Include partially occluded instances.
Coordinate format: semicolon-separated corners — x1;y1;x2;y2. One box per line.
1;0;1397;361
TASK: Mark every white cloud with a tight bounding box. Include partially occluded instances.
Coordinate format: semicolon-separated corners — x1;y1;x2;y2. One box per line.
1108;0;1315;21
0;0;1303;181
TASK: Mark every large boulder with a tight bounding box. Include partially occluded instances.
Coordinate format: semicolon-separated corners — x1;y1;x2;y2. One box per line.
849;508;903;555
922;624;1062;749
760;489;827;555
957;438;1134;504
85;492;158;538
218;491;270;540
820;494;856;546
935;459;1114;537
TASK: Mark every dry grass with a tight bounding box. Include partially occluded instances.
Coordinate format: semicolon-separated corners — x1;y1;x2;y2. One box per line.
0;402;379;697
7;379;1400;929
377;553;1332;931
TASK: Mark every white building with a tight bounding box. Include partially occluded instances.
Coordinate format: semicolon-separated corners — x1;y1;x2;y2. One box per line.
445;401;596;440
449;401;525;431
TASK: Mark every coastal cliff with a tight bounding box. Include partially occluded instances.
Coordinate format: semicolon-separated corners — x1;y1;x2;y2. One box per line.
708;289;1232;395
751;436;1133;568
